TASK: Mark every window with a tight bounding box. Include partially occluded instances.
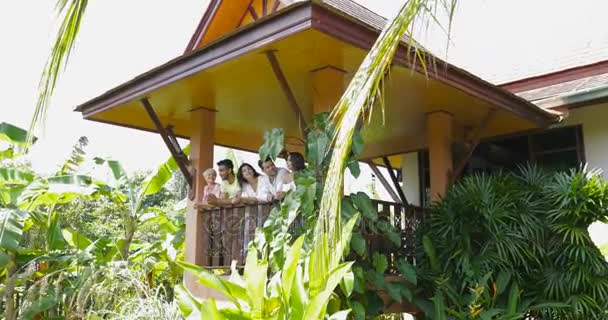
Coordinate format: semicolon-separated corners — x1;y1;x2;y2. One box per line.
419;126;585;207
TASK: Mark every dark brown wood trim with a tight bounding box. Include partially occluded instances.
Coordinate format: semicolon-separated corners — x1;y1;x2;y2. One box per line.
264;50;307;136
142;98;193;188
237;0;256;28
185;0;223;54
452;109;496;181
263;0;268;16
309;3;557;127
309;65;348;74
382;157;408;205
271;0;281;13
368;162;401;203
248;5;259;20
76;3;312;117
501;60;608;93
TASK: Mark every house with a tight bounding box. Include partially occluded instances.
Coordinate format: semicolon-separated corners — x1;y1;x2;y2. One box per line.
400;59;608;207
74;0;568;308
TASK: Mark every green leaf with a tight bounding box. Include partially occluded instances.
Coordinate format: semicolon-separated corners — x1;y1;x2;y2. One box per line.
200;299;224;320
175;283;201;318
0;251;9;267
506;281;520;315
423;235;440;273
386;231;401;246
347;158;361;178
0;148;14;161
62;228;92;250
259;128;284;162
397;260;417;285
0;168;35;186
372;252;388;274
351;233;366;256
47;211;66;250
351;301;366;320
495;270;512;296
351;129;364;156
303;261;354;320
20;291;59;319
140;144;190;197
290;265;308;319
243;246;268;317
480;309;503;320
177;261;246;309
350;192;378;221
328;310;351;320
0;122;33;146
282;236;304;305
340;270;355;297
0;209;28;251
386;282;403;303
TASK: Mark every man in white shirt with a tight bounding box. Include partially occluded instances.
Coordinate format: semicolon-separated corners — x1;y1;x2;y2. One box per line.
258;157;289;200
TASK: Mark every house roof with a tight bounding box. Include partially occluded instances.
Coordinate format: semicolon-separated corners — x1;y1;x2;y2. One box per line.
502;60;608;108
75;0;559;158
185;0;425;54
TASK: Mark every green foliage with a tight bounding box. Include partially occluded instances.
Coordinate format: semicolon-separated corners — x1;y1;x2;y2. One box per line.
31;0;89;142
417;166;608;319
259;128;285;162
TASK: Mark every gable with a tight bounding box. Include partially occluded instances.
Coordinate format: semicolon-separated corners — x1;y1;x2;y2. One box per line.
185;0;298;53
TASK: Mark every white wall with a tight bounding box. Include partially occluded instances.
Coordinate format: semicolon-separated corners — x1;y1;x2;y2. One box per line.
402;152;421;206
561;102;608;178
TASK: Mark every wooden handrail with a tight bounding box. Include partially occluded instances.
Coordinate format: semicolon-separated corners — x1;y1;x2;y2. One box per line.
197;198;423;269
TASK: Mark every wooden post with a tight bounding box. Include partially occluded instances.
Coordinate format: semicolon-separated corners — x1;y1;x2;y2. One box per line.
185;107;215;296
311;66;347;114
426;111;453;202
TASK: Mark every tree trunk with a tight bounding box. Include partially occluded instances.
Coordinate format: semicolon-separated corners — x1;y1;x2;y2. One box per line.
121;224;135;260
5;254;18;320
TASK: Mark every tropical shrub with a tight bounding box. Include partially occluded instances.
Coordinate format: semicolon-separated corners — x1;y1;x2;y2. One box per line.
417;166;608;319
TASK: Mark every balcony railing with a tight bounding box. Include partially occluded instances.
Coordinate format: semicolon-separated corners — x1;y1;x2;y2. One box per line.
198;199;424;269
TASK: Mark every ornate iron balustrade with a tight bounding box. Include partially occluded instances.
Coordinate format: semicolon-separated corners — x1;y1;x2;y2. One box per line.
198;199;423;269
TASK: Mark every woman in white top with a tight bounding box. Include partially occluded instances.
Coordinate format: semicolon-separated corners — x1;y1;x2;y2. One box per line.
280;152;306;194
236;163;273;204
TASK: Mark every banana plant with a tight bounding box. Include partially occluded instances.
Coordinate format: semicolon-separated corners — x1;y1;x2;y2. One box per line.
176;213;359;320
90;144;190;259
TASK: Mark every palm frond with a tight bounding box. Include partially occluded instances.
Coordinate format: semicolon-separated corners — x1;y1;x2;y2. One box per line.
30;0;89;144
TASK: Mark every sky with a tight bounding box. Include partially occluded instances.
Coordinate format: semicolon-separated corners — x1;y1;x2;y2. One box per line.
1;1;607;241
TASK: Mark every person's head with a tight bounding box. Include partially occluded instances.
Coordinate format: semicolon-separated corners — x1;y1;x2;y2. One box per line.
237;163;260;186
258;156;278;177
216;159;234;180
287;152;305;172
202;168;217;185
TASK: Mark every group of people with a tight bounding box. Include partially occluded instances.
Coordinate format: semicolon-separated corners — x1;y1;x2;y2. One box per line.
198;152;306;208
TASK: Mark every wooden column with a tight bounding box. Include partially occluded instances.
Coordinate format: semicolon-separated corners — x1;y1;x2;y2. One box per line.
311;66;347;114
426;111;453;202
185;107;215;296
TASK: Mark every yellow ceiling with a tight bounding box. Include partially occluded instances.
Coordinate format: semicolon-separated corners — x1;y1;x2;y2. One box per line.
87;28;542;160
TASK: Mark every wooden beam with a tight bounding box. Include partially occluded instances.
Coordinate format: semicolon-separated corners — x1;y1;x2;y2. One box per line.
452;109;496;181
368;162;401;203
264;50;307;136
382;157;409;205
141;98;193;188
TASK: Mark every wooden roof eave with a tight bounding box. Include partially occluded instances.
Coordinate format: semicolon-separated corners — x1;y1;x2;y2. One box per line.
75;1;559;128
74;2;313;117
309;1;560;127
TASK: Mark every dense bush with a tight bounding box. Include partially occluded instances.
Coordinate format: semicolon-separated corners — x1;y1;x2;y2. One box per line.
417;166;608;319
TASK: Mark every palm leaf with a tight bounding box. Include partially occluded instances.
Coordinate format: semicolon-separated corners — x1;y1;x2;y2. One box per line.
0;208;29;252
30;0;88;142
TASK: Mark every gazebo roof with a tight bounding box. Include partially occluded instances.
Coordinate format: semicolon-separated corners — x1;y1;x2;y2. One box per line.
75;0;559;159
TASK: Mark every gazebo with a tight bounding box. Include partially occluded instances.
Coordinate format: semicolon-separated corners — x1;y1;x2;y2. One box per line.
75;0;560;303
